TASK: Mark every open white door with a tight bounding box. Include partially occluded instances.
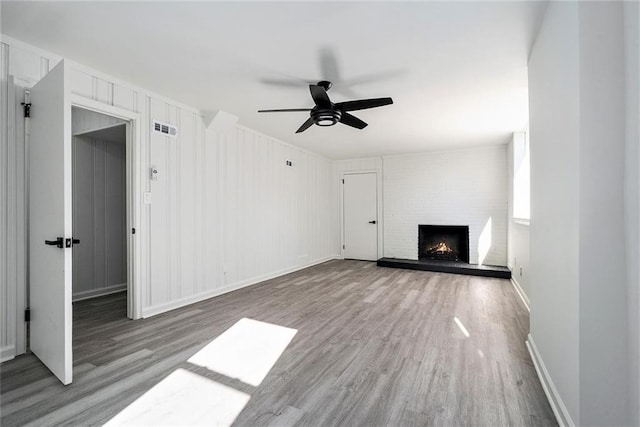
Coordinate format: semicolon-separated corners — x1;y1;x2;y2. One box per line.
29;60;73;385
343;173;378;261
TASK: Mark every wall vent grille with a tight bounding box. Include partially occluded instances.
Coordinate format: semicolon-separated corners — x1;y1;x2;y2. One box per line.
153;120;178;138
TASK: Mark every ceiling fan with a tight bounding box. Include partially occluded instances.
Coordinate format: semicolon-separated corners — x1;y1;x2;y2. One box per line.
258;81;393;133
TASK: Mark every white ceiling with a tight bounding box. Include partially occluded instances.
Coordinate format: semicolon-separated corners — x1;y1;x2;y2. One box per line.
1;1;545;159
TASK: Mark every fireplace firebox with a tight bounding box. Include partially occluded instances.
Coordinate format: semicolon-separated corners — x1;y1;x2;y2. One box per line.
418;225;469;263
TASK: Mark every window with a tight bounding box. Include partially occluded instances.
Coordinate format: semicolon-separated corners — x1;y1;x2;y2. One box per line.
513;130;530;222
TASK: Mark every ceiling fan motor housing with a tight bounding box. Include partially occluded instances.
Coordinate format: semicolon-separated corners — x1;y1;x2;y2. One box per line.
312;107;341;126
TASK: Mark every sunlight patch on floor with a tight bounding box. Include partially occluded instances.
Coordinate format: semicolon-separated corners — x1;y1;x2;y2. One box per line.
188;318;297;387
454;316;470;338
105;318;297;426
104;368;250;427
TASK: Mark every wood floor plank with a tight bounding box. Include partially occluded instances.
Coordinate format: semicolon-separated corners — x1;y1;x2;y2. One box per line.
0;260;556;426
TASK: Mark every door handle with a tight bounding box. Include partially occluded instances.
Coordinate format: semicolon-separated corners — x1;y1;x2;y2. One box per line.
44;237;80;248
45;237;64;248
369;220;377;224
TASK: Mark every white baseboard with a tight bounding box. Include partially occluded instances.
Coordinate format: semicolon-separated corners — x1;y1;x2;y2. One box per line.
1;345;16;363
526;334;575;427
142;255;340;318
73;283;127;302
510;277;530;311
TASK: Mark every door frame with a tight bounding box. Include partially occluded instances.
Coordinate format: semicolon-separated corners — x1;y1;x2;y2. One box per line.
340;170;382;260
71;95;143;320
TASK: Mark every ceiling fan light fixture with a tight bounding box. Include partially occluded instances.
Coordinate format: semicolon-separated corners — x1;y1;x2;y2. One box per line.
317;118;336;126
312;108;341;127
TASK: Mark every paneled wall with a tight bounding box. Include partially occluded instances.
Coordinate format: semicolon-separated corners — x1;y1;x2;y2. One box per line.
72;129;127;301
1;41;36;361
383;146;508;266
0;35;338;360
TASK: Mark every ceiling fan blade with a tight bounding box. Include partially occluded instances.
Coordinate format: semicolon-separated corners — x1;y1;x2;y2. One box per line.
339;112;368;130
309;85;332;108
335;97;393;112
295;117;315;133
259;77;312;88
258;108;312;113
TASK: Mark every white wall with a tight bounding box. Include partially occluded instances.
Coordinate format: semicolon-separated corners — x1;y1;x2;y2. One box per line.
577;3;628;423
528;3;580;422
0;35;338;360
72;126;127;301
624;2;640;424
383;146;508;266
507;132;531;305
528;2;636;425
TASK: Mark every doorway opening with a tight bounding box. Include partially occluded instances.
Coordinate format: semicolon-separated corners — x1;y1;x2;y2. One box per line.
71;107;129;319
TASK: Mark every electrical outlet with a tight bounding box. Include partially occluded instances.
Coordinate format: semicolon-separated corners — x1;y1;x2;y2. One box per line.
519;266;523;277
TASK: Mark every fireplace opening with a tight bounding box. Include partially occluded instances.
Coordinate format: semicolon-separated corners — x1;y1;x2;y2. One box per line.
418;225;470;263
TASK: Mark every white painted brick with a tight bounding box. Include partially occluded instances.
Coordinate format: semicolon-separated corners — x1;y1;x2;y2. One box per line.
383;146;508;266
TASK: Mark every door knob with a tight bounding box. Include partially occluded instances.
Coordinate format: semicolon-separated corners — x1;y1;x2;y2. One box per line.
45;237;64;248
368;220;377;224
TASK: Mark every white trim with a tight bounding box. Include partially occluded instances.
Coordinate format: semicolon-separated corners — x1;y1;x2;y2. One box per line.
1;345;16;363
142;255;339;318
71;96;143;320
510;277;530;311
513;218;530;226
334;156;382;164
72;283;126;302
0;34;62;63
342;169;379;175
0;34;203;116
526;334;576;427
341;171;380;261
71;95;140;122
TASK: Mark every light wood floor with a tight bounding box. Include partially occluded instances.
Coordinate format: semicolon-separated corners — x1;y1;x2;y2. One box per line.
1;260;556;426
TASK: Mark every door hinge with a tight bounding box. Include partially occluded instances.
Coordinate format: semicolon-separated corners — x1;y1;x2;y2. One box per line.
21;102;31;118
132;228;136;234
343;244;345;249
25;308;30;322
341;179;344;184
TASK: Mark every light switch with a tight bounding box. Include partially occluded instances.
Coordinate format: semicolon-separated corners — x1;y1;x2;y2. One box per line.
143;192;152;204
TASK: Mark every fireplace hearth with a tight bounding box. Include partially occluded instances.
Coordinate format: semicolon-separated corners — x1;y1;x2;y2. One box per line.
377;223;510;279
418;225;469;263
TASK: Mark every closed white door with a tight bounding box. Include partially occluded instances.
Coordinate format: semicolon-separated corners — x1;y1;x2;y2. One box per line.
343;173;378;260
29;60;74;385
